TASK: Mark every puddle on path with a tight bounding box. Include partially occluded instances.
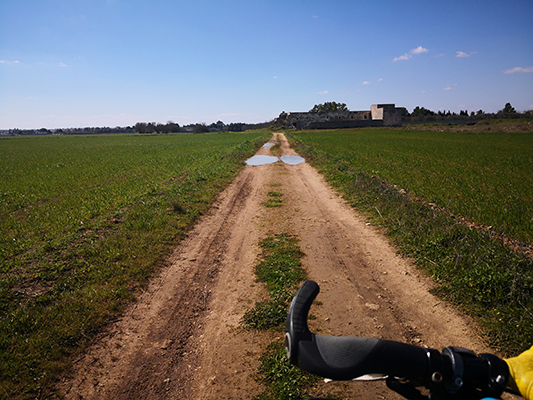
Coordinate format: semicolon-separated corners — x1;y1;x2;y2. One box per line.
245;155;279;166
245;143;306;166
245;154;306;166
280;155;305;165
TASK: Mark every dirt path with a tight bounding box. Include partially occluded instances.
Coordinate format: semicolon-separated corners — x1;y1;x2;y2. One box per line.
59;133;508;399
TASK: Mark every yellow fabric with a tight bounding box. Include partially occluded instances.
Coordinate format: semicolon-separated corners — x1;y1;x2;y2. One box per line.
505;345;533;400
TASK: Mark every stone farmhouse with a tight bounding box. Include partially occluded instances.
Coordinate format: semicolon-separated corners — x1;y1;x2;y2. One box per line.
276;104;403;129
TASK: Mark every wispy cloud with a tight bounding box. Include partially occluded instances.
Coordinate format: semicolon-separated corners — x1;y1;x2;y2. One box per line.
444;83;458;91
393;46;429;62
317;90;328;94
0;60;20;65
363;78;383;85
393;54;410;62
58;62;67;67
456;51;477;58
503;66;533;74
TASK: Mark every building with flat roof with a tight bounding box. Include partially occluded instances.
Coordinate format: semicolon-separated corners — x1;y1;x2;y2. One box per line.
276;104;403;129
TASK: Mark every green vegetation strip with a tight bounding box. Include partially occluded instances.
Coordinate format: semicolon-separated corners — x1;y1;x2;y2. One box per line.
289;127;533;356
243;233;306;330
0;131;269;399
292;126;533;242
263;192;284;208
242;233;320;400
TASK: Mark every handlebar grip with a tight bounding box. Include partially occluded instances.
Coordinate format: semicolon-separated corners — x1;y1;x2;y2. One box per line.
286;280;429;381
286;280;510;399
285;280;319;364
298;332;430;381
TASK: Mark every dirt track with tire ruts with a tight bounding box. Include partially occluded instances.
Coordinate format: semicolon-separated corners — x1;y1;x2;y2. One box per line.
59;133;515;399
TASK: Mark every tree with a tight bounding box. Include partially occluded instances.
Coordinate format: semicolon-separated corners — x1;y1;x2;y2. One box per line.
155;123;167;133
146;123;156;133
500;102;516;114
309;102;348;113
410;106;435;120
193;123;209;133
135;122;147;133
166;121;180;133
226;123;244;132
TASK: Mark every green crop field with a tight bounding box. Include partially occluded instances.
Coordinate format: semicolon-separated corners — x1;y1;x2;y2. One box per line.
0;131;269;398
289;126;533;356
292;128;533;243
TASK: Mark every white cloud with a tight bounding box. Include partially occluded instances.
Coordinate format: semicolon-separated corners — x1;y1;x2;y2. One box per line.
411;46;429;55
273;76;277;79
393;46;429;62
393;54;411;62
503;66;533;74
362;81;371;85
456;51;477;58
317;90;328;94
58;62;67;67
0;60;20;65
377;78;383;82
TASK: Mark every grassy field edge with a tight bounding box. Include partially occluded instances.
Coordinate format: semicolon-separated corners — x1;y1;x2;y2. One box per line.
288;129;533;356
0;132;270;399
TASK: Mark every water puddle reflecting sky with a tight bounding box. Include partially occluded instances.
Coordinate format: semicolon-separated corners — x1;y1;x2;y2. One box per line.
280;155;305;165
246;142;306;166
246;154;306;166
245;155;279;166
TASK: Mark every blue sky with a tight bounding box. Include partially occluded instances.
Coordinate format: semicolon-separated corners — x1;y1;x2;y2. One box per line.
1;0;532;129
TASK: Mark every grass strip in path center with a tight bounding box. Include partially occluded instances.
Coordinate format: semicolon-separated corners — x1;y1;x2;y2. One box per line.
242;232;321;400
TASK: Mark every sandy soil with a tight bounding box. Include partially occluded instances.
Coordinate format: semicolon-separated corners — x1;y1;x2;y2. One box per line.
58;133;514;399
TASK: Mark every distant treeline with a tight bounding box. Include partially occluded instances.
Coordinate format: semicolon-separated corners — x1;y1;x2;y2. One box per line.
1;120;274;136
2;126;136;136
2;103;531;136
402;102;533;122
134;120;274;134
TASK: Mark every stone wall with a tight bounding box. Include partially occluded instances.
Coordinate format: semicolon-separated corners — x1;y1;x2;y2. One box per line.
371;104;402;126
277;104;402;129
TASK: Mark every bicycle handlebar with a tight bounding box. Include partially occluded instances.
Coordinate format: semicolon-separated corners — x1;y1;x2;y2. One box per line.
285;280;511;399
